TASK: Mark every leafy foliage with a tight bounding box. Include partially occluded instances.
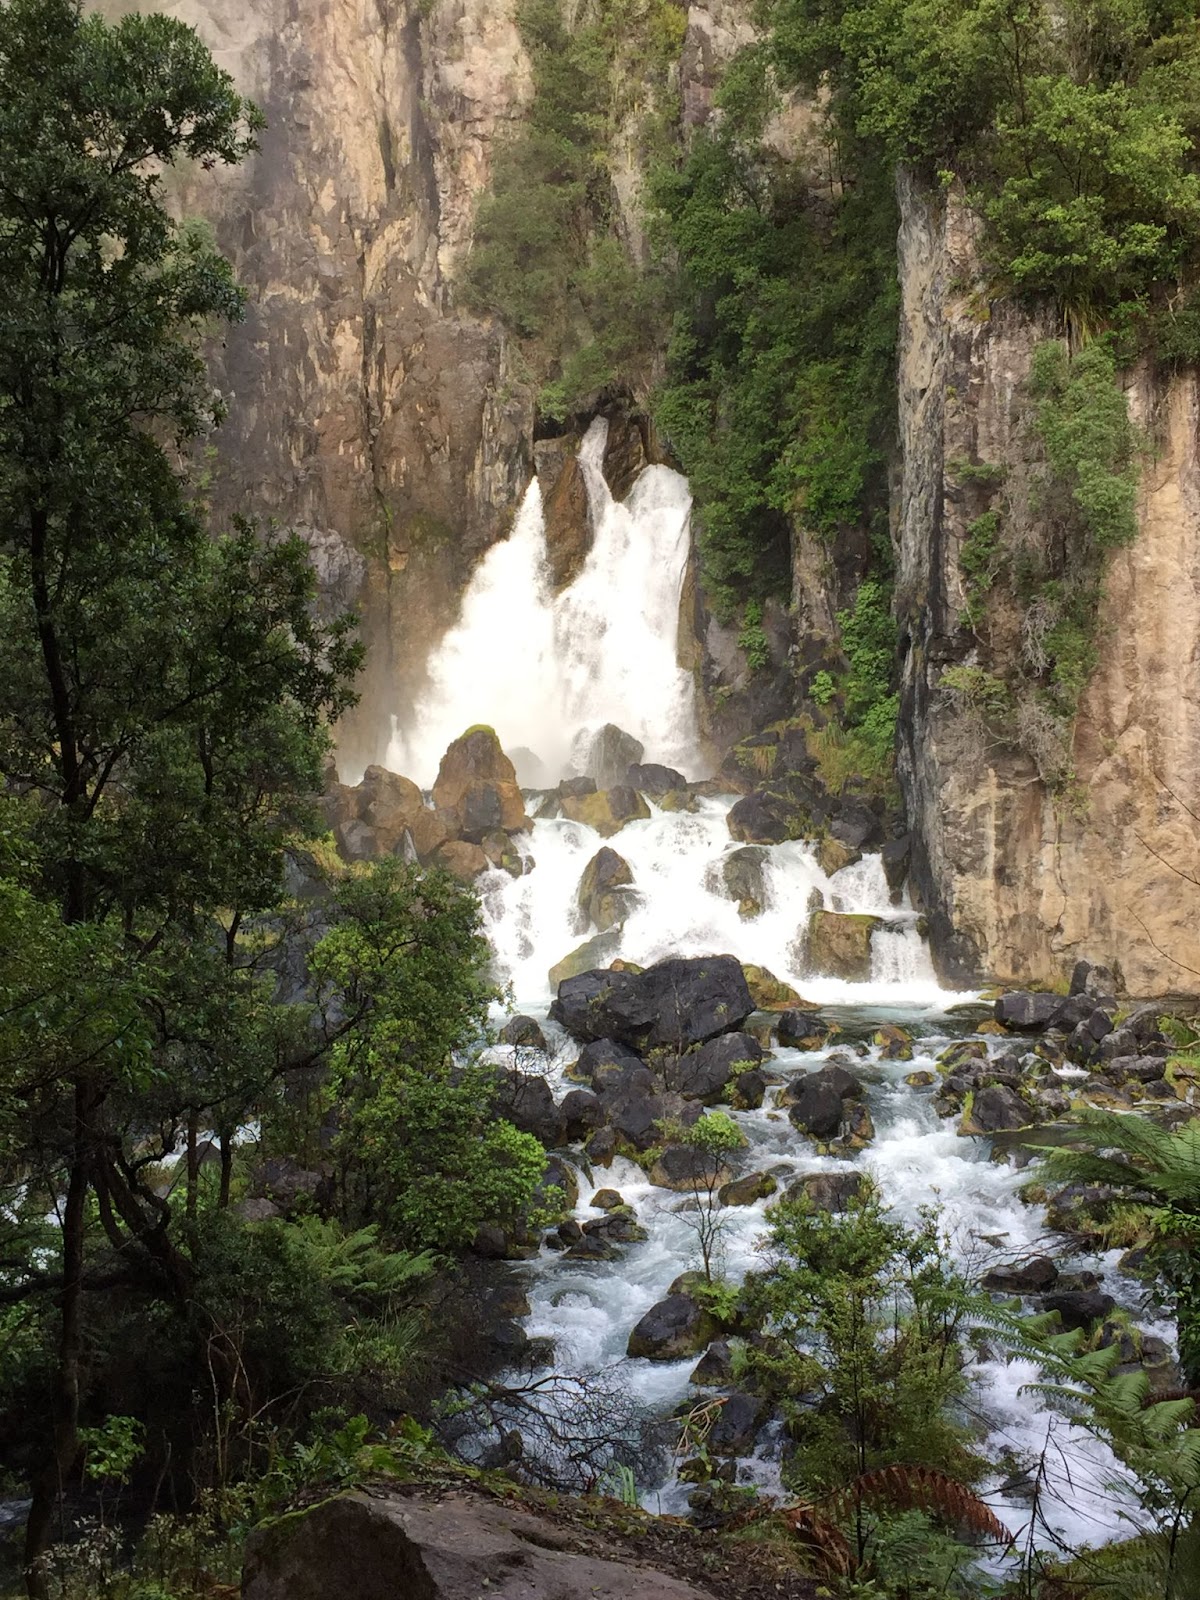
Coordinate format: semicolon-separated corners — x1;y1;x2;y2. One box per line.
462;0;679;419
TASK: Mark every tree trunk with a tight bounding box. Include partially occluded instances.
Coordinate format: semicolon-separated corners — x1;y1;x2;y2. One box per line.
23;1083;90;1598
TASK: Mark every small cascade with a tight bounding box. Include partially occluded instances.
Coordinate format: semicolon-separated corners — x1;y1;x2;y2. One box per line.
373;431;1155;1569
478;798;954;1011
390;418;698;786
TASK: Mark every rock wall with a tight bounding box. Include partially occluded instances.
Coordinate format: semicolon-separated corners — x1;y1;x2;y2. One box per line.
895;170;1200;997
102;0;537;773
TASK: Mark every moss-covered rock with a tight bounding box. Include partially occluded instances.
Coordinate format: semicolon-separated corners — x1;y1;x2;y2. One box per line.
561;785;651;837
741;963;805;1011
806;911;881;981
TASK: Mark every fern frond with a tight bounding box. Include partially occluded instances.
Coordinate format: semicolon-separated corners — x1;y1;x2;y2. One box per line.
825;1466;1012;1545
777;1504;855;1575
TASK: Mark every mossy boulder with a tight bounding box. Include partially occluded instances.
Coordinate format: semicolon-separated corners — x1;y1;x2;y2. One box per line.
718;1171;777;1207
576;846;635;932
627;1293;717;1361
816;834;862;876
561;786;651;838
431;727;529;840
717;846;769;919
806;911;881;981
873;1023;913;1060
548;932;622;989
742;964;805;1011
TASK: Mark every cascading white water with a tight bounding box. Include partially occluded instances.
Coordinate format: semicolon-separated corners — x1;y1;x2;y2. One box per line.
379;433;1155;1566
478;798;949;1011
389;418;699;787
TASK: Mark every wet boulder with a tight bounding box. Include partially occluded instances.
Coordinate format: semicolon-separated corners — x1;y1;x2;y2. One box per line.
689;1339;734;1386
959;1084;1032;1135
496;1072;564;1148
661;1032;764;1102
784;1171;865;1212
715;846;769;919
982;1256;1059;1295
806;911;880;982
560;1088;604;1141
726;790;795;845
1039;1288;1117;1332
627;1293;717;1360
578;724;645;790
873;1023;913;1060
741;964;805;1011
880;835;911;903
708;1394;764;1457
648;1144;734;1192
994;992;1061;1030
816;833;861;876
560;786;652;838
537;1153;580;1213
550;955;754;1050
627;762;688;795
431;839;489;881
500;1014;547;1051
576;846;636;932
775;1009;832;1050
730;1067;767;1110
1065;1007;1115;1067
431;727;530;841
583;1205;647;1244
718;1171;777;1207
591;1188;624;1210
570;1037;644;1086
786;1079;845;1140
548;932;621;989
1069;960;1118;1001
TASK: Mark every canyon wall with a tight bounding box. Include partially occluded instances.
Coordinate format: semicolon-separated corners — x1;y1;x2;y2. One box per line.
896;171;1200;997
105;1;1200;994
103;0;538;772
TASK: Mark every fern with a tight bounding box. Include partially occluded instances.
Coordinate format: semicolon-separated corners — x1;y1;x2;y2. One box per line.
826;1466;1012;1547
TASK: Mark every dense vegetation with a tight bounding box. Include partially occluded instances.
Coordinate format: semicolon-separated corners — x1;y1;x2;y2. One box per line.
0;3;547;1593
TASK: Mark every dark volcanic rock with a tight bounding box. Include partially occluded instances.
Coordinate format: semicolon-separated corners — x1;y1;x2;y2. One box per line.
786;1080;844;1139
776;1009;830;1049
627;1294;716;1361
994;992;1061;1030
982;1256;1059;1294
961;1084;1032;1134
499;1014;547;1051
550;956;753;1050
785;1171;865;1212
627;762;688;795
708;1393;763;1456
1040;1288;1117;1331
661;1032;764;1102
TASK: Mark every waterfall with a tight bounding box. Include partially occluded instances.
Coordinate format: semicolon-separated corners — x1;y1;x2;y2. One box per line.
389;418;699;787
375;427;1152;1566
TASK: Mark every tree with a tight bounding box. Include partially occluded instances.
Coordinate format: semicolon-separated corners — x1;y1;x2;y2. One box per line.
668;1110;745;1284
0;2;361;1587
311;862;547;1252
744;1186;980;1505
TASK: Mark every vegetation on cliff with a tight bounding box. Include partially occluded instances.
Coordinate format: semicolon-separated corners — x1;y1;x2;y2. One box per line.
0;3;545;1592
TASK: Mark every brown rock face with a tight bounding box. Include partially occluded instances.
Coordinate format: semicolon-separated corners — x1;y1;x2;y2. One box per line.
896;171;1200;995
432;727;530;840
326;763;448;863
242;1489;722;1600
540;449;592;592
130;0;538;772
806;912;880;982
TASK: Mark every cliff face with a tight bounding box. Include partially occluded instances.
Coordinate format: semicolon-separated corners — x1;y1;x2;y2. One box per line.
896;171;1200;997
104;0;536;771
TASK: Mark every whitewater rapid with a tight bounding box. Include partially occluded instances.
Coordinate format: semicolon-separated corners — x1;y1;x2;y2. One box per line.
386;423;1152;1563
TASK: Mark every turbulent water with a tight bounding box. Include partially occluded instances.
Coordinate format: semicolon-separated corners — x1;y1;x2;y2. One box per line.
390;417;699;788
397;428;1157;1561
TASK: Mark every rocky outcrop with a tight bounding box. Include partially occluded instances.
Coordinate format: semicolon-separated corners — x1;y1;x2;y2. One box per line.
550;956;754;1049
242;1488;724;1600
432;726;530;839
152;0;539;772
895;170;1200;996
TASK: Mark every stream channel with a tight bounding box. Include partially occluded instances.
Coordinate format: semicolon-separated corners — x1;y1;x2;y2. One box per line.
386;419;1166;1561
